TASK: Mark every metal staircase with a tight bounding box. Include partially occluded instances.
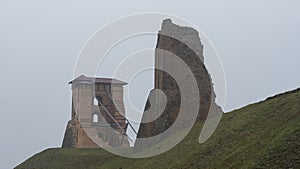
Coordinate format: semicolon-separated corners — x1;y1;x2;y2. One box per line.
96;95;137;146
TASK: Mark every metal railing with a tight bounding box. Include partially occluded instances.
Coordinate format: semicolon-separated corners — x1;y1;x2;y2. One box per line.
97;96;136;145
108;95;138;135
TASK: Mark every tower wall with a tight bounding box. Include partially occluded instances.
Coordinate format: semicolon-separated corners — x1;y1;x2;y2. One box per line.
136;19;223;145
62;76;129;148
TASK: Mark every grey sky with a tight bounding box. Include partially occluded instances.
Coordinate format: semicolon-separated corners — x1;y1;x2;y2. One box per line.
0;0;300;168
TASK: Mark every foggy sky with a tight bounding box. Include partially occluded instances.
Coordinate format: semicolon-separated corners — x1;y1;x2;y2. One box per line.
0;0;299;168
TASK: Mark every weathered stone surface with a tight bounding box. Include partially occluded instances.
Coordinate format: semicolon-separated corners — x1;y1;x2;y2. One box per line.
62;76;129;148
62;120;76;148
136;19;222;147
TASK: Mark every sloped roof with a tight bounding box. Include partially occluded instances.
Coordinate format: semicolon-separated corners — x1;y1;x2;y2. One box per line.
69;75;127;85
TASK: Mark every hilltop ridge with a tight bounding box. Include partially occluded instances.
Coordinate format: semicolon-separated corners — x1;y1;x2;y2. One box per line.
16;88;300;169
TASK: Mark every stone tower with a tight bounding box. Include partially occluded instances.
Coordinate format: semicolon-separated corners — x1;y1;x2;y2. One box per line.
136;19;222;143
62;75;130;148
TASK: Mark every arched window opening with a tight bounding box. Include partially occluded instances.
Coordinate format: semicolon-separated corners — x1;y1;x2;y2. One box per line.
93;114;99;123
93;97;98;105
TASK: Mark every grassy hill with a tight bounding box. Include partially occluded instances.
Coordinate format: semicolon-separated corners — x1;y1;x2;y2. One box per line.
16;88;300;169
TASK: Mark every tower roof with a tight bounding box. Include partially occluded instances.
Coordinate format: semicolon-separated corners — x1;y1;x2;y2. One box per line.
69;75;127;85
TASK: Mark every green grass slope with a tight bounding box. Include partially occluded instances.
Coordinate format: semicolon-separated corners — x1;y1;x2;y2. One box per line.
16;88;300;169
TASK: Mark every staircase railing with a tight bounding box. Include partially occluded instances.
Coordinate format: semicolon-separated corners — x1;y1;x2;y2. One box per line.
108;95;138;135
97;96;135;145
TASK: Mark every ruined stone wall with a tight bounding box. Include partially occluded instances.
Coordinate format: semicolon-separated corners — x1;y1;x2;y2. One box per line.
62;105;99;148
137;19;222;140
